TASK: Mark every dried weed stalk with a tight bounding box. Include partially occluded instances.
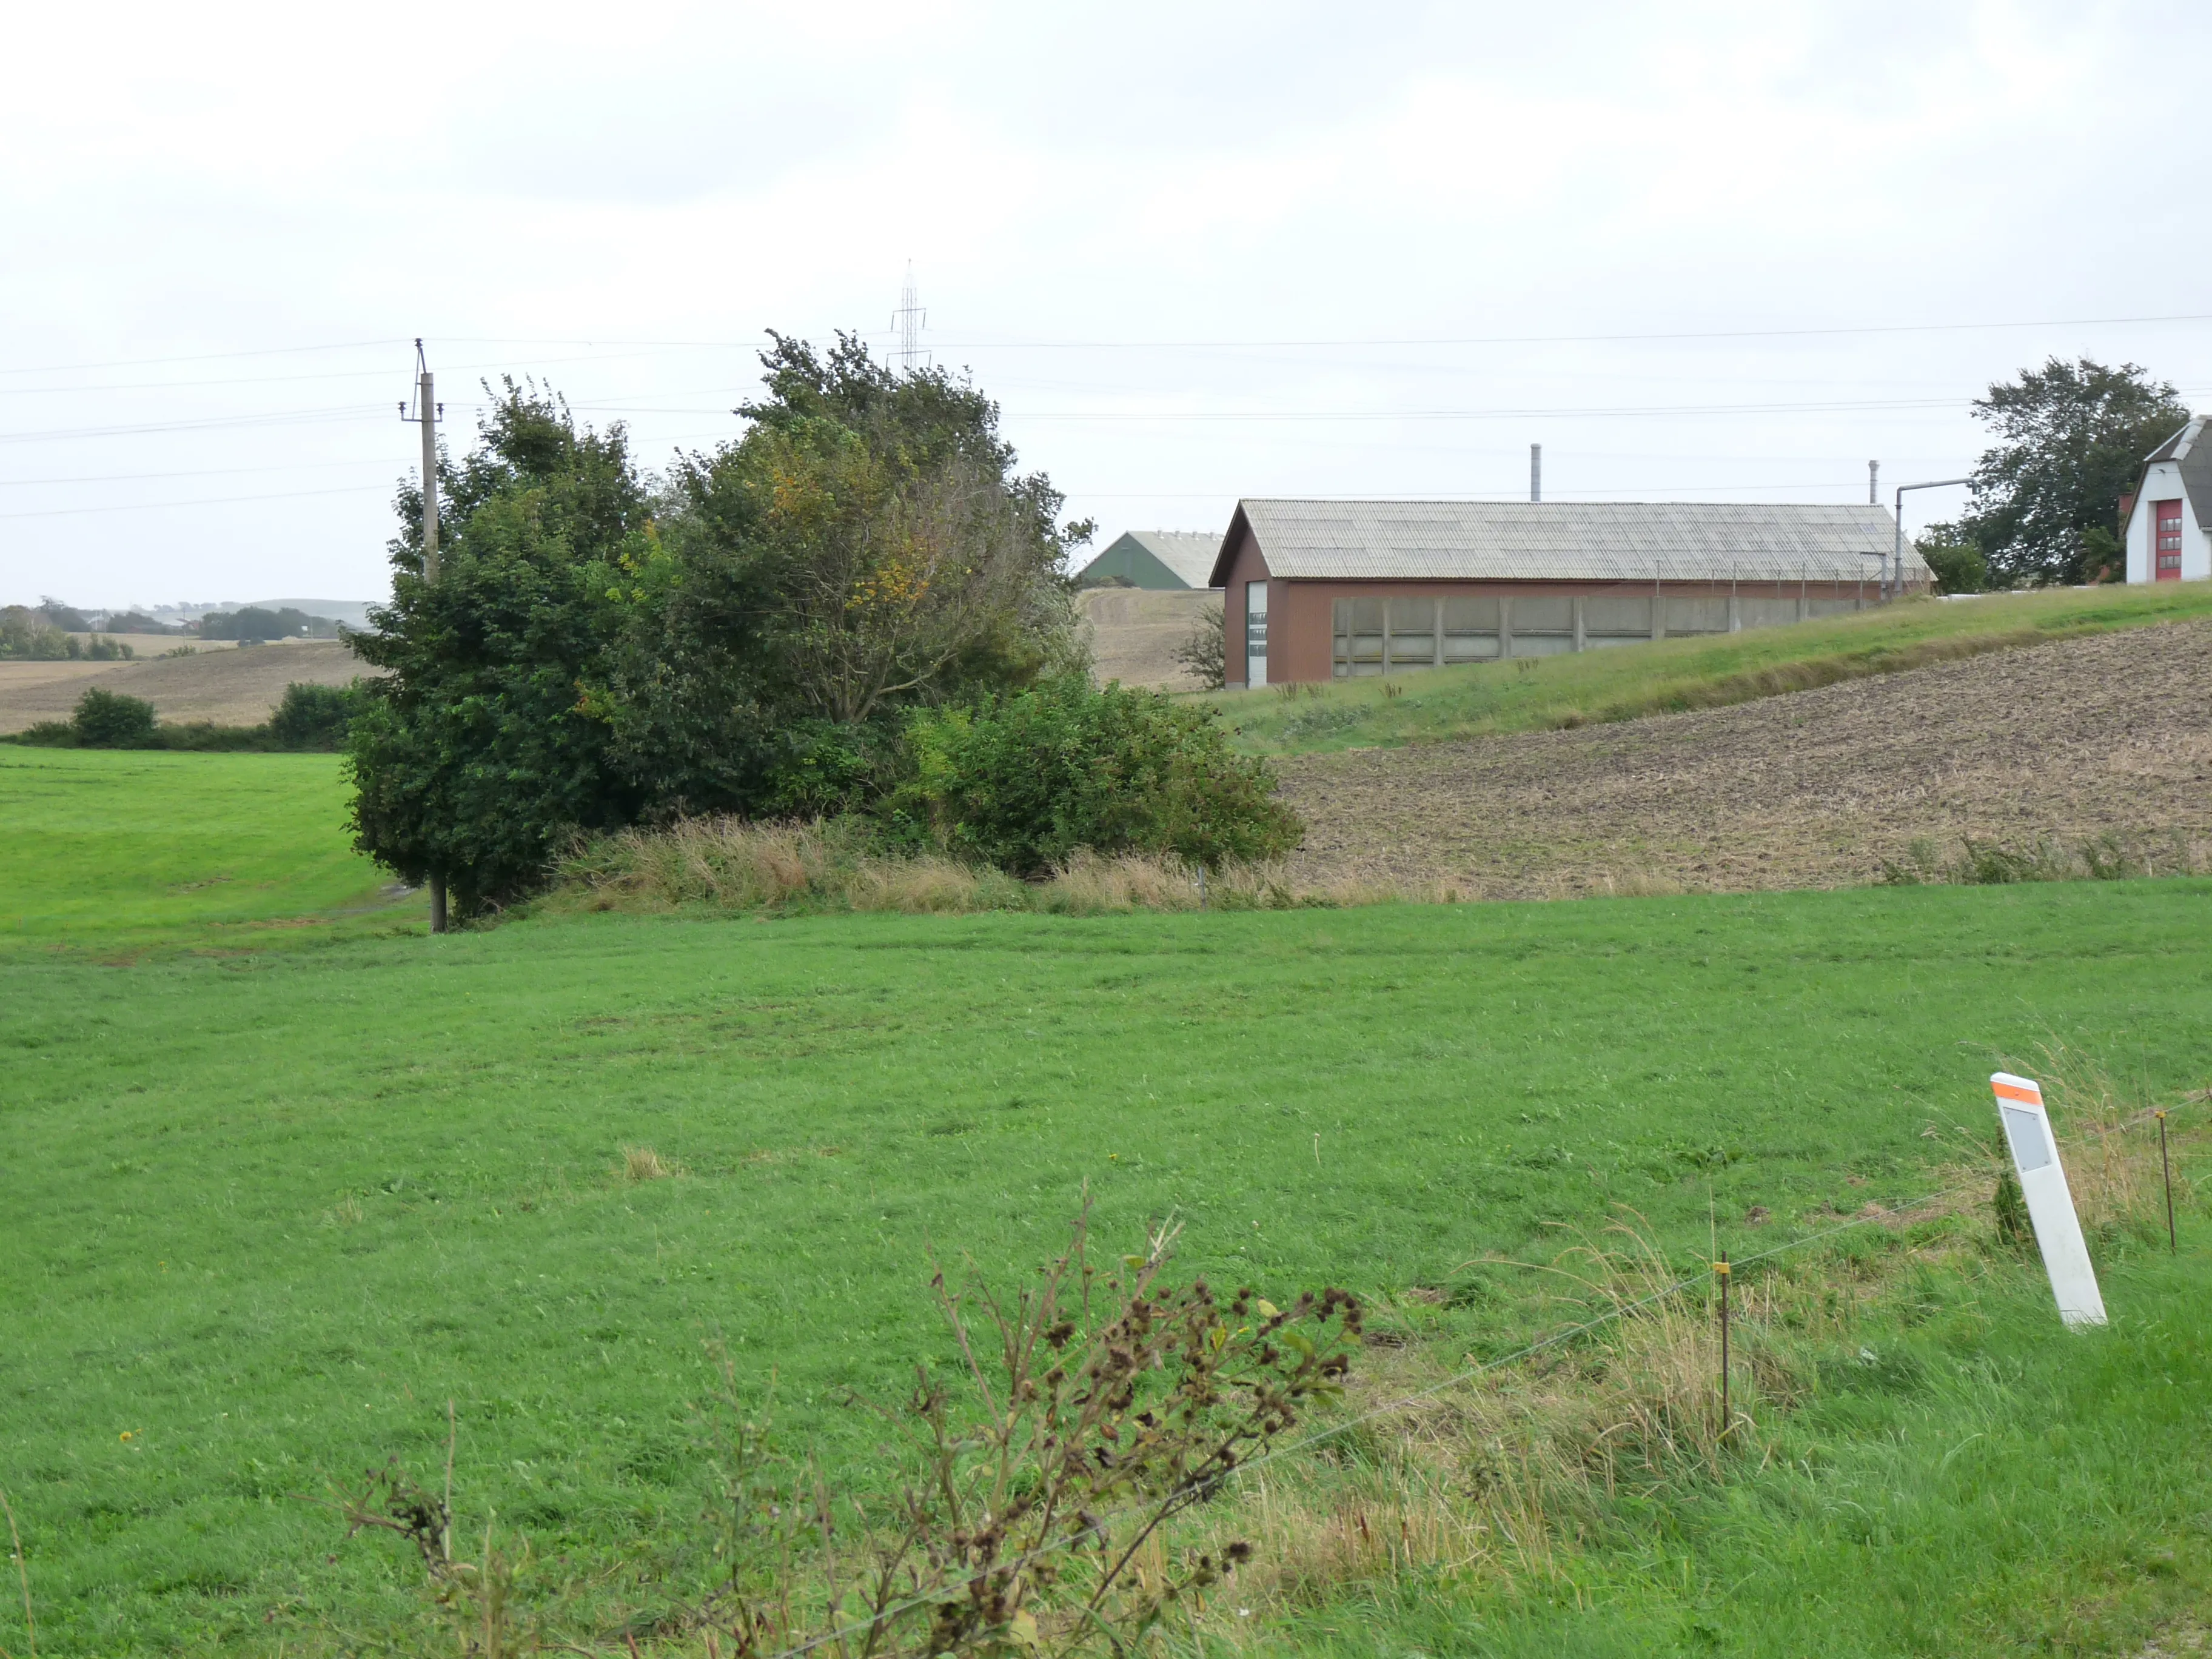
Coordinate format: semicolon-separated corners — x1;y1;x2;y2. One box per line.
692;1203;1362;1657
323;1209;1361;1658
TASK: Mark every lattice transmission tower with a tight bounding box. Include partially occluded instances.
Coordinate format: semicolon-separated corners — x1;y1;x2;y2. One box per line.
891;263;928;373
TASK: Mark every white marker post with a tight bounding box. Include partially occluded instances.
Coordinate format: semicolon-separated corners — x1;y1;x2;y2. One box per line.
1991;1073;2106;1327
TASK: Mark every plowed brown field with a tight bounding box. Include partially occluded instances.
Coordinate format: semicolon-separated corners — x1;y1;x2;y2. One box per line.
0;640;374;733
1277;618;2212;896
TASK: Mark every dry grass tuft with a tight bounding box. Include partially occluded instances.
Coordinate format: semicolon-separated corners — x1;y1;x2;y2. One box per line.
620;1145;677;1182
553;817;1480;918
1181;1099;2200;1639
2023;1037;2197;1238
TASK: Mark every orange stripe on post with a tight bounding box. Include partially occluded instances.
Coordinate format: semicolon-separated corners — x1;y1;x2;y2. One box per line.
1992;1080;2043;1104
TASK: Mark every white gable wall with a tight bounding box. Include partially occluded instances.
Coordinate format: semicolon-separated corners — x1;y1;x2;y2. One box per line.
2125;459;2211;581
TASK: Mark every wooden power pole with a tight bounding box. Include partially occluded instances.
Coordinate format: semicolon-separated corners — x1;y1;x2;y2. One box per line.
406;340;448;934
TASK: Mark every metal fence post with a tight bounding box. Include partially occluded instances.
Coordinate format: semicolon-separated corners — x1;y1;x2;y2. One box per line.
1715;1253;1731;1443
2159;1110;2176;1252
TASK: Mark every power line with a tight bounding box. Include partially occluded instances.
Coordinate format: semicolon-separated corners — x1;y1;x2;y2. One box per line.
0;338;408;379
0;460;395;489
0;406;387;446
0;344;741;400
1000;395;1971;423
364;307;2212;354
1070;481;1952;499
0;483;394;520
7;304;2191;382
910;309;2212;352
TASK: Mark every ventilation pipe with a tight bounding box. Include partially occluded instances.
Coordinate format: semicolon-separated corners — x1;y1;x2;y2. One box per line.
1868;460;1880;504
1530;443;1543;503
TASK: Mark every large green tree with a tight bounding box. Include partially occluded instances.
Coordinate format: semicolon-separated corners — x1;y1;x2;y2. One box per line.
673;332;1087;723
346;344;1091;916
347;383;660;916
1963;358;2189;587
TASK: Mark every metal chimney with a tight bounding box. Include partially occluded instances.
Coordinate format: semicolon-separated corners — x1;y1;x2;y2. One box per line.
1868;460;1879;504
1530;443;1543;503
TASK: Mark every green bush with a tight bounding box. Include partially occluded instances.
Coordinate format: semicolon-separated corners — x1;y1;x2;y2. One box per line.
886;677;1301;874
270;681;366;749
1915;526;1988;594
72;687;158;747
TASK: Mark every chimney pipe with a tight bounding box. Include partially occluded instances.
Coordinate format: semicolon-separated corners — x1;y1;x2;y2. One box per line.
1530;443;1543;503
1868;460;1879;505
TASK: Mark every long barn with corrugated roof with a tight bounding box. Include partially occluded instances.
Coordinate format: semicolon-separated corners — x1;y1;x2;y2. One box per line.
1207;500;1929;688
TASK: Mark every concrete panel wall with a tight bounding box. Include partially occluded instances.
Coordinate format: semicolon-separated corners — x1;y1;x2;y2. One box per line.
1228;577;1879;685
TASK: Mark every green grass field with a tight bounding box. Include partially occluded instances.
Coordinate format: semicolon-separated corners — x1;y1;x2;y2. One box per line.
1205;580;2212;754
0;746;414;952
6;745;2212;1654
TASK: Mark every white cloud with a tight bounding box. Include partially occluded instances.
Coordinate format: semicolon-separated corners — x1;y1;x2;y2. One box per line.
1;0;2205;603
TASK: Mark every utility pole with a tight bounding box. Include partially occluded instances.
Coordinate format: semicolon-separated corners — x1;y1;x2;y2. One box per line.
401;340;448;934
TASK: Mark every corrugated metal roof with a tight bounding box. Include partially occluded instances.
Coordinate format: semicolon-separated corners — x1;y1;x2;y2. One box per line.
1213;500;1925;585
1123;531;1221;587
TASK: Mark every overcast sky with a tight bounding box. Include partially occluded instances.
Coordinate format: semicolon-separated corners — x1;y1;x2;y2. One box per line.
3;0;2208;609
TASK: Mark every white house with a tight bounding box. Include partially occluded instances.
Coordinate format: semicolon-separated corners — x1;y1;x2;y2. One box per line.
2123;416;2211;583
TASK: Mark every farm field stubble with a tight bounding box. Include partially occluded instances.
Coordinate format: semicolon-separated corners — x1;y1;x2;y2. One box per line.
5;835;2212;1652
1276;619;2212;898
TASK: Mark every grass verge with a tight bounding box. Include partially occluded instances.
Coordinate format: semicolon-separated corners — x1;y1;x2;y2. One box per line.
1204;581;2212;754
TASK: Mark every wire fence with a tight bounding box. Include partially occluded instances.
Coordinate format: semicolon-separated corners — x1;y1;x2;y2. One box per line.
751;1173;1986;1659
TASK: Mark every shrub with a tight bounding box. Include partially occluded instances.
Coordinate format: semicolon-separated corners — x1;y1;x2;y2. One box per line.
1175;603;1227;690
270;680;366;749
886;676;1301;874
72;686;158;747
1914;520;1991;594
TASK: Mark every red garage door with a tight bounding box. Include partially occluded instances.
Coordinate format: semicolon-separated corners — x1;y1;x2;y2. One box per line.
2155;500;2184;580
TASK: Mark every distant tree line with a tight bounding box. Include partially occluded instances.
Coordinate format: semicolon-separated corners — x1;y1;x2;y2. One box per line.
195;605;344;641
346;335;1296;917
7;682;367;751
0;606;135;662
0;598;346;650
1917;358;2191;592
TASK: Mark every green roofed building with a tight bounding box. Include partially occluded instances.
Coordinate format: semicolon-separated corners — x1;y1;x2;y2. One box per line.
1074;530;1221;590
